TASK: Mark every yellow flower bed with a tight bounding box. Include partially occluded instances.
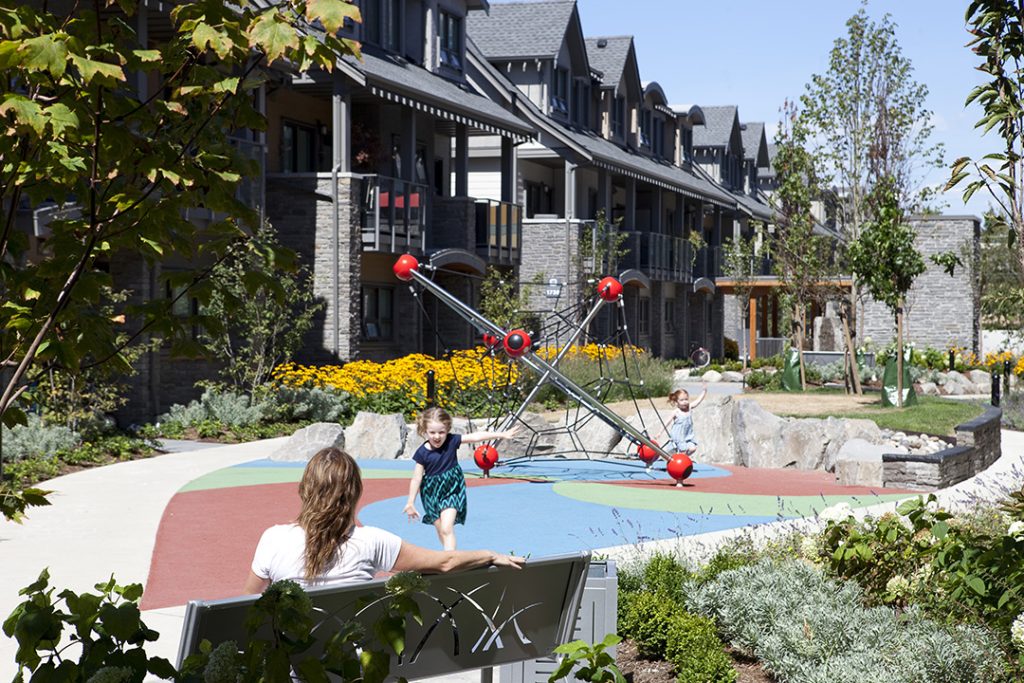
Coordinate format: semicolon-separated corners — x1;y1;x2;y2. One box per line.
1015;356;1024;377
984;350;1016;368
272;343;644;400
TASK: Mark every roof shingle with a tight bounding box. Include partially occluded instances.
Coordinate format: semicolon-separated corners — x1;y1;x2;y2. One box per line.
467;1;576;60
692;105;737;149
584;35;632;88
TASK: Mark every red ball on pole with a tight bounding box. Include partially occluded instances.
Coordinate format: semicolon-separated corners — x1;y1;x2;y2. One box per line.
474;444;499;472
482;333;500;349
393;254;419;281
637;442;659;465
596;276;623;302
503;329;532;358
667;453;694;485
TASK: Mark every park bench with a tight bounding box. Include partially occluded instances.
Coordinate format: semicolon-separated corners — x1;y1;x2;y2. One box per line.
176;551;615;682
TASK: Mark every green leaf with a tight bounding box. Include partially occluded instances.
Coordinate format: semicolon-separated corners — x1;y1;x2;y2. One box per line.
306;0;362;34
931;520;949;539
70;54;125;84
19;35;68;77
359;649;390;683
248;10;299;64
0;94;46;135
966;576;987;596
191;22;235;60
98;602;141;641
373;615;405;655
44;103;78;136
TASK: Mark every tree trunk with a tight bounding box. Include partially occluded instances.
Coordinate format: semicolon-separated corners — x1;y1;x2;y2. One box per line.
896;301;904;408
840;309;863;394
796;303;807;390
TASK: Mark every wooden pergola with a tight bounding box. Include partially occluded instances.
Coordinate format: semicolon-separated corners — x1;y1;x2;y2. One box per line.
714;276;854;359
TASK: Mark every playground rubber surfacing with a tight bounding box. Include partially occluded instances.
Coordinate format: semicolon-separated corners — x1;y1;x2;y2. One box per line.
141;457;915;610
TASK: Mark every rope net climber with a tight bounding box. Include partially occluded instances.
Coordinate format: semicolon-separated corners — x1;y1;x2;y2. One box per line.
399;254;692;485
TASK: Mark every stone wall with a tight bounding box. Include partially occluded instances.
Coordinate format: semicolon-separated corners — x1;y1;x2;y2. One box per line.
267;173;362;363
861;215;980;352
519;219;580;314
882;406;1002;491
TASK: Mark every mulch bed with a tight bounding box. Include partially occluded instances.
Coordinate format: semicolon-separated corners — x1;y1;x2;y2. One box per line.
616;639;772;683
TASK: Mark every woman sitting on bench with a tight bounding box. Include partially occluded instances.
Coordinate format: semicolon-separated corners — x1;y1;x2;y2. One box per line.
244;447;524;593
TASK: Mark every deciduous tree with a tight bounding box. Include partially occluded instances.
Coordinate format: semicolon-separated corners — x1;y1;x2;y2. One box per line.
0;0;360;518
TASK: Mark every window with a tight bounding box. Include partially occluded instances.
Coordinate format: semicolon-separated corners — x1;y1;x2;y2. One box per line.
525;181;553;217
166;280;201;340
365;0;400;51
653;118;664;157
664;299;675;332
571;80;589;127
551;68;568;116
611;96;625;138
638;297;650;336
281;121;316;173
640;110;651;148
681;127;693;162
362;285;394;340
439;11;462;70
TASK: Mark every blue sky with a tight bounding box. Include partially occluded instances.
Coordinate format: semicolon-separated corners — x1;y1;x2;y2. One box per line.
572;0;995;218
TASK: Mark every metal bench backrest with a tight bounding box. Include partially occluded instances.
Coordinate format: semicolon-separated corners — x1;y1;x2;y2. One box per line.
176;551;591;680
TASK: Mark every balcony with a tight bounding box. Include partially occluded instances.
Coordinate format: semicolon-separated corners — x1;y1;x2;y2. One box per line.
474;199;521;265
693;245;721;279
360;175;427;253
618;231;692;282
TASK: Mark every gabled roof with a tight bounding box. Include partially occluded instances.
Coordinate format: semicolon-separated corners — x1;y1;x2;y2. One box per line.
585;36;638;94
692;105;740;150
740;122;769;167
467;1;576;60
759;143;778;179
340;46;534;141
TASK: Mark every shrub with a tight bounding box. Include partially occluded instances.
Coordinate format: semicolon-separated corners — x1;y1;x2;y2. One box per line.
158;389;266;431
723;337;739;360
686;559;1005;682
0;414;80;461
1003;390;1024;431
817;360;846;383
665;611;737;683
618;591;679;658
744;368;780;390
263;385;352;423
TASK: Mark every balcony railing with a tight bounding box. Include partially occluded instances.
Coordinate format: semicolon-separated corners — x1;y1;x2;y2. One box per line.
693;245;721;279
360;175;427;253
474;199;521;265
618;231;692;282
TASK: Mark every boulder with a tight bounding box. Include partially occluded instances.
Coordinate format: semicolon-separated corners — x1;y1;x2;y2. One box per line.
944;382;965;396
344;411;407;459
821;418;883;471
733;398;784;468
672;369;692;389
270;422;345;462
779;418;830;470
833;438;889;487
691;396;738;464
967;369;991;386
549;411;624;456
721;370;745;383
701;370;723;383
916;381;940;396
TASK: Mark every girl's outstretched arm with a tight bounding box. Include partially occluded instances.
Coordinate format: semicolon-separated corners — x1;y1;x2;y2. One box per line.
403;463;425;520
462;423;522;444
690;382;709;409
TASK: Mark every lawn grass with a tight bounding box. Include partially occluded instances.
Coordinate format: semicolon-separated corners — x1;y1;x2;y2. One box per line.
784;395;986;435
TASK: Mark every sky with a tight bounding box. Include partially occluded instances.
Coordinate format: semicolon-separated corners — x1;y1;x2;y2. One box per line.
572;0;996;218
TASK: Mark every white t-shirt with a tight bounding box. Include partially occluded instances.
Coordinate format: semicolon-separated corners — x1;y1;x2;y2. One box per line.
250;524;403;588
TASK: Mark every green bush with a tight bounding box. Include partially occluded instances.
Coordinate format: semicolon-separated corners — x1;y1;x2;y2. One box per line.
665;612;736;683
0;413;80;461
723;337;739;361
750;354;782;370
263;385;352;423
618;591;679;658
743;369;780;390
1003;390;1024;430
158;389;267;431
530;353;673;407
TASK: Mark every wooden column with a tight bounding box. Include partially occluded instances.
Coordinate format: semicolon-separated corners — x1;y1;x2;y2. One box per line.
748;293;758;361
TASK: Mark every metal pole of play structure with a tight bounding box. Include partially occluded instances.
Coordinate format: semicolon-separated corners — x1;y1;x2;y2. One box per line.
992;369;1001;407
426;370;436;405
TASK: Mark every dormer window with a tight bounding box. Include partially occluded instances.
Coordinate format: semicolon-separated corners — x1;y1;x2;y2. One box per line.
611;96;625;139
440;11;462;70
551;68;569;117
364;0;401;52
640;110;652;148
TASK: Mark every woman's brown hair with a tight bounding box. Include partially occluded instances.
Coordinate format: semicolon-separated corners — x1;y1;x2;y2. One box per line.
416;406;453;437
297;447;363;582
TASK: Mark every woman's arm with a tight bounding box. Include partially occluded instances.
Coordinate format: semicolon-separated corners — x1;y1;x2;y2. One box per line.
403;463;424;518
391;541;525;574
461;424;521;444
243;571;270;595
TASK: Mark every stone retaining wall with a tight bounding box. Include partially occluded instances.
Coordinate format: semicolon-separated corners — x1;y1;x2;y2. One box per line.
882;407;1002;491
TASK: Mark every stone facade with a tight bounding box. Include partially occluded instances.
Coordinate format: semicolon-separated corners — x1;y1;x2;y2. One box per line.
266;173;362;363
882;406;1001;491
861;215;980;352
519;219;581;315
